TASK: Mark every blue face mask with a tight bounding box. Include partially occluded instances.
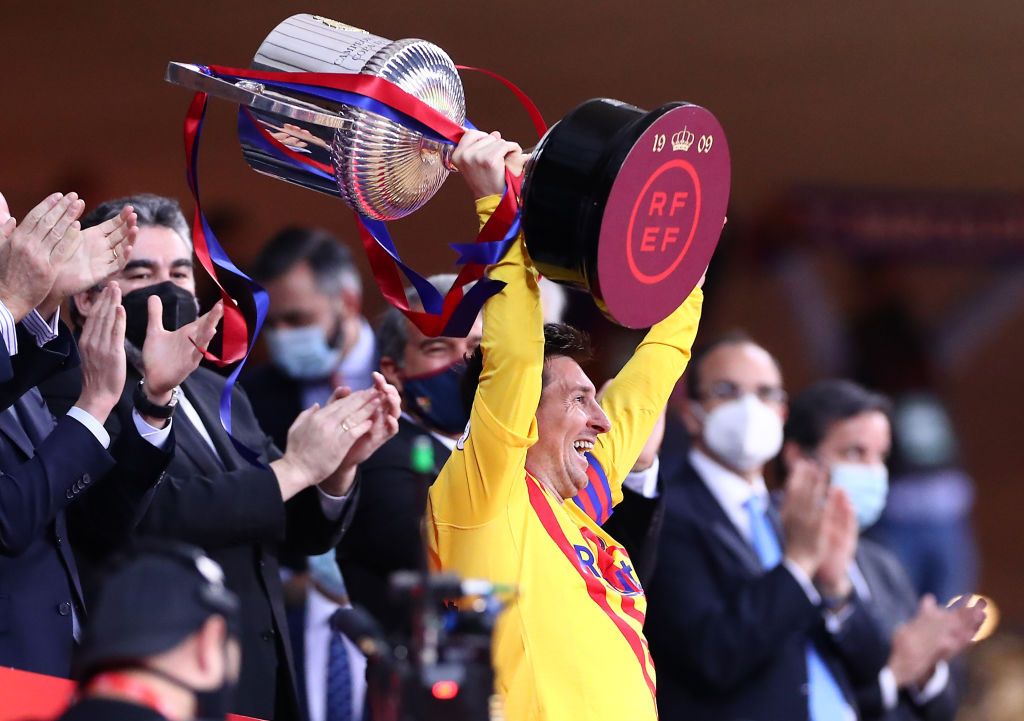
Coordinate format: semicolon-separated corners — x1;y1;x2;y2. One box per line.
403;362;469;435
263;325;342;381
830;463;889;530
307;551;347;599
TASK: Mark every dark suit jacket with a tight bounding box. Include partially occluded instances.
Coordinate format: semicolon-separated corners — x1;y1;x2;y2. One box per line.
1;323;171;677
239;363;308;450
854;539;957;721
336;416;450;637
645;457;891;721
97;365;357;721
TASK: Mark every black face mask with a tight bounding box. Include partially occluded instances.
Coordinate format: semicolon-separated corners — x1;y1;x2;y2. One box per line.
193;676;236;721
121;281;199;348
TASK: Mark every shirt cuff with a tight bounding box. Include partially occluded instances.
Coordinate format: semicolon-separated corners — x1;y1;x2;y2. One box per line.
67;406;111;449
317;486;349;521
22;308;59;347
879;666;899;710
782;558;822;605
911;661;949;705
0;300;17;356
622;455;660;498
131;408;173;449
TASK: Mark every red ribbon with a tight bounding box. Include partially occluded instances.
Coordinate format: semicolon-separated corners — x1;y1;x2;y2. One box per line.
183;62;545;358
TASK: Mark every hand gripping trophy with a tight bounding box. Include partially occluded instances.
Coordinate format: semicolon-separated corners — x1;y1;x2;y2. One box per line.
167;13;730;332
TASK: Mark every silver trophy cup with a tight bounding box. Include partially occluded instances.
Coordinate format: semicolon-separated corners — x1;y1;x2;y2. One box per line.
167;14;465;220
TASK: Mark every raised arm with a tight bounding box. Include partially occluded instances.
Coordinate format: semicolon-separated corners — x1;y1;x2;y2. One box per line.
594;284;704;501
431;131;543;525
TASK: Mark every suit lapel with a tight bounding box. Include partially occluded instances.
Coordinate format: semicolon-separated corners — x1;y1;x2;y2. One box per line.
174;379;233;472
677;461;765;576
16;388;55;446
185;376;245;470
0;406;35;458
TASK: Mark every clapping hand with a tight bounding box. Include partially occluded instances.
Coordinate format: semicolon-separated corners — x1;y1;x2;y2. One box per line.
814;487;858;599
53;204;137;298
0;191;85;320
75;282;127;423
338;371;401;470
780;459;831;577
140;295;224;406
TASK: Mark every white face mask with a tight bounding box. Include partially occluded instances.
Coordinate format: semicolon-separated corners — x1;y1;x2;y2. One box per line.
698;394;784;472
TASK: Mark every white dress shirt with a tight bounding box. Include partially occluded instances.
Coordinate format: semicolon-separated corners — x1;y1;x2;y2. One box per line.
304;586;367;721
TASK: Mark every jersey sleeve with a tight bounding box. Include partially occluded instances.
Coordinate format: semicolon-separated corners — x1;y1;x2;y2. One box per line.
593;286;704;507
429;195;544;527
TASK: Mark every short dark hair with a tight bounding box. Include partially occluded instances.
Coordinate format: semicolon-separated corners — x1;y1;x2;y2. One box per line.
81;194;192;250
460;323;592;416
684;330;779;400
251;226;360;296
784;379;893;452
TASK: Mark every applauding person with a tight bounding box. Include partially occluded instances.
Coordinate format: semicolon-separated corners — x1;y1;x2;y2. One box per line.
60;194;400;721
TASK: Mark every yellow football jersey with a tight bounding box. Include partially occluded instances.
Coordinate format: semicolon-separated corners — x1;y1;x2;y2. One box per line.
427;196;704;721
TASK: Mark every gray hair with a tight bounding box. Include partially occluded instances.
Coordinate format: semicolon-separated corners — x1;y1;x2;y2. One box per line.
81;194;193;252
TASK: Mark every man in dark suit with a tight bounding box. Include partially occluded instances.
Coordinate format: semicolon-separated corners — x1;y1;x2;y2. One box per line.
243;227;376;449
782;380;985;721
0;190;182;677
645;333;891;721
65;194;400;721
336;274;479;637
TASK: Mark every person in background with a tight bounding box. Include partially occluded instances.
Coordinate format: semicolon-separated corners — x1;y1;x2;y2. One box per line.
59;541;241;721
645;332;890;721
246;227;376;449
285;551;368;721
337;273;481;636
783;379;985;721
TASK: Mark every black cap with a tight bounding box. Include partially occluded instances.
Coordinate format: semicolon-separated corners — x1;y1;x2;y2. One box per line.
75;540;240;678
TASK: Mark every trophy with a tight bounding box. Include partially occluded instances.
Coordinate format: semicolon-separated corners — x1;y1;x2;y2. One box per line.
167;13;729;328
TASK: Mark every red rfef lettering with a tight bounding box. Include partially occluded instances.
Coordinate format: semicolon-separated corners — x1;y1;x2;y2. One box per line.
647;191;668;217
669;191;689;216
640;226;659;251
661;226;680;251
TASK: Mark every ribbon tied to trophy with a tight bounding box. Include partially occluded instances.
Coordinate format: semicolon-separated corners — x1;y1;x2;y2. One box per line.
167;13;731;457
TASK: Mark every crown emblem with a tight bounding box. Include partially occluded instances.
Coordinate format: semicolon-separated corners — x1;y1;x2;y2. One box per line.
672;128;695;152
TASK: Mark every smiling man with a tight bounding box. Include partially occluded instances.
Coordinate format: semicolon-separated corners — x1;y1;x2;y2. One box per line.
426;131;706;721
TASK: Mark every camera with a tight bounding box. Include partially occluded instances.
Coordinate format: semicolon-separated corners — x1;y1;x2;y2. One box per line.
333;572;512;721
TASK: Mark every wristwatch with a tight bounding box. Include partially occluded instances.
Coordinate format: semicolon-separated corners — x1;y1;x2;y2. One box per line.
133;379;180;419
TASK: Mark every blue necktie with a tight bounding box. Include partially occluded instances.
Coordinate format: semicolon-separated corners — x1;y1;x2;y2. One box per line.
745;496;851;721
326;615;353;721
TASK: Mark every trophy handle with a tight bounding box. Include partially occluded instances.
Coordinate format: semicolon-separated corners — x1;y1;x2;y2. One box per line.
165;62;351;130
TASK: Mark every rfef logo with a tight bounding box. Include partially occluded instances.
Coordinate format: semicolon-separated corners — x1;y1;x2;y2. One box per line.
625;159;702;285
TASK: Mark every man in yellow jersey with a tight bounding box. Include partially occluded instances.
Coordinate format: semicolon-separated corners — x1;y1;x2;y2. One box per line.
426;130;706;721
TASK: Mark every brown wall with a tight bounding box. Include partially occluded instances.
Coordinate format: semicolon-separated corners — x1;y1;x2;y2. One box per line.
2;2;1023;619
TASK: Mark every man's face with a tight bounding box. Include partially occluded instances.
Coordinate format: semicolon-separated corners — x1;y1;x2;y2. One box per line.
684;341;787;437
116;226;196;296
814;411;891;469
381;314;483;395
262;261;348;343
526;355;611;499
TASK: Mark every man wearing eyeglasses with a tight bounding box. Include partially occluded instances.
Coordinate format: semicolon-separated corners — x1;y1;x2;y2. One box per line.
644;332;890;721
